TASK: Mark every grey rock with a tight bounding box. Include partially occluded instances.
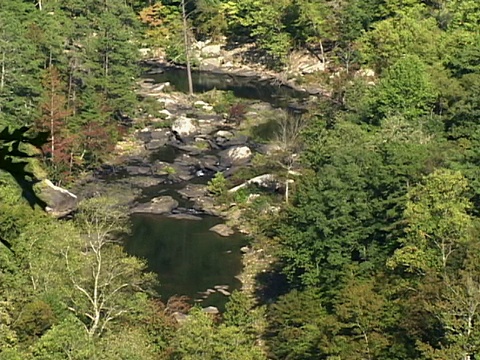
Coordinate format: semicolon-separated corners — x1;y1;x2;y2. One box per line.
201;57;223;69
151;129;170;141
201;44;222;57
177;184;207;199
172;312;188;323
223;134;249;147
217;288;231;296
167;214;202;221
39;179;78;218
145;139;167;150
199;155;220;172
120;176;165;188
209;224;235;237
131;195;178;214
202;306;219;315
125;166;152;176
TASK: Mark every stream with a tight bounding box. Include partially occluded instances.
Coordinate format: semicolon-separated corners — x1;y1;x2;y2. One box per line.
115;67;311;310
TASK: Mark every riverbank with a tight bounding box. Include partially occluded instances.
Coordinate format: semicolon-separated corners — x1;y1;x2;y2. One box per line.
104;67;301;306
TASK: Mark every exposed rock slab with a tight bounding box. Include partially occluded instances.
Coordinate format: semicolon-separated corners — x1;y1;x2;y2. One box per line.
39;179;78;218
131;195;178;214
177;184;207;199
167;214;202;221
209;224;235;237
228;174;278;192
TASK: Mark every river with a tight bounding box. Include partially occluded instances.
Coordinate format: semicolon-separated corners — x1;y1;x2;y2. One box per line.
122;67;309;310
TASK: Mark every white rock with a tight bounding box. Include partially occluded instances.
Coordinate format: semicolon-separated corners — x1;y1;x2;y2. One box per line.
194;100;214;112
195;40;206;50
301;62;325;74
226;145;252;163
229;174;278;193
217;288;231;296
194;100;209;107
357;68;375;77
157;97;176;105
138;48;151;57
172;115;198;137
215;130;234;138
214;285;229;290
158;109;172;119
151;82;170;92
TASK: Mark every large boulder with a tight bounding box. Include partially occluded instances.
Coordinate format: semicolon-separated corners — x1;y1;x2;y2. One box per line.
209;224;234;237
145;129;170;150
228;174;279;193
201;44;222;57
38;179;78;218
177;184;207;199
220;146;252;167
130;196;178;214
171;115;198;137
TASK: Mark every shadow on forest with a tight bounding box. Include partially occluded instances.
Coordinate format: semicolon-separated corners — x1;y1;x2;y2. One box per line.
254;261;290;304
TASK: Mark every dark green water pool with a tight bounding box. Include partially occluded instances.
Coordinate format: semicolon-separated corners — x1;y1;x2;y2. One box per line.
148;68;309;107
125;213;246;310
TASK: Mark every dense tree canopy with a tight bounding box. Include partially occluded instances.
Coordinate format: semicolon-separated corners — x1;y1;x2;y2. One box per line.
2;0;480;359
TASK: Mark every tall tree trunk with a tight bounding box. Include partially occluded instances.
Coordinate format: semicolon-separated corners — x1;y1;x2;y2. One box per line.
182;0;193;96
0;51;5;91
319;39;326;65
50;69;55;162
285;178;289;204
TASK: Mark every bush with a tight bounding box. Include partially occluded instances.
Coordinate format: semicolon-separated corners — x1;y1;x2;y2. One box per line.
207;172;229;202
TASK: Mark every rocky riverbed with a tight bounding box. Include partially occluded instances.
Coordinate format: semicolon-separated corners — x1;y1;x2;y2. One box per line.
68;69;304;310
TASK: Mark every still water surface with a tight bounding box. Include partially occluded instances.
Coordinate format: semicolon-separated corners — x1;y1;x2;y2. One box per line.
125;213;246;309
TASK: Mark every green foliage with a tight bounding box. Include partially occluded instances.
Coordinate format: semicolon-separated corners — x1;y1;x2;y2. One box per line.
31;316;95;360
173;307;266;360
193;0;228;40
358;6;443;71
334;277;398;359
0;127;49;211
207;172;228;201
367;55;437;123
69;198;156;338
224;291;265;336
200;89;237;114
139;3;186;63
266;289;336;359
388;169;473;273
14;300;56;343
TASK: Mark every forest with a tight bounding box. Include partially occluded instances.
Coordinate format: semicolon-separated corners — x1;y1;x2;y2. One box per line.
1;0;480;359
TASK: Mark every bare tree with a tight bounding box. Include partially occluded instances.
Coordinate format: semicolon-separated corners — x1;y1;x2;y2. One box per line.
273;111;307;204
182;0;193;96
64;197;154;338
